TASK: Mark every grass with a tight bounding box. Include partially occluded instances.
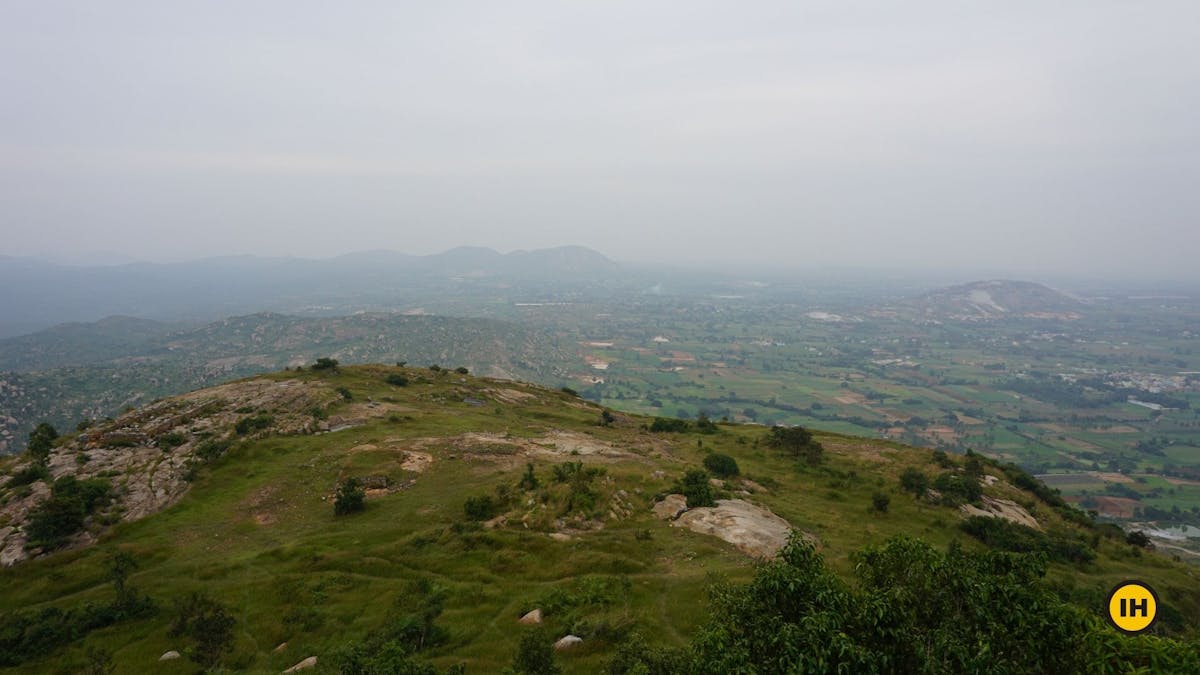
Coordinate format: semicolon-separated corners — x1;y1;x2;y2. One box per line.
2;365;1200;672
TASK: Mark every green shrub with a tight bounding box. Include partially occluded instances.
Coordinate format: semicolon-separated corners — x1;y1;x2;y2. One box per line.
464;495;499;521
7;463;50;487
765;425;823;464
25;476;113;550
168;593;236;669
649;417;690;433
702;453;740;478
312;357;339;371
336;387;354;401
455;366;469;375
899;468;929;495
27;423;58;466
386;374;410;387
933;472;982;505
233;414;273;436
871;492;890;513
334;478;366;516
675;470;715;508
157;432;186;449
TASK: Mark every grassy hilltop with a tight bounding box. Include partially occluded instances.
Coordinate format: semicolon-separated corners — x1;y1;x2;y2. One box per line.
1;364;1199;673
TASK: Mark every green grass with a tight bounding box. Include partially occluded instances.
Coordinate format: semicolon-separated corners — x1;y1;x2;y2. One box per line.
3;366;1200;673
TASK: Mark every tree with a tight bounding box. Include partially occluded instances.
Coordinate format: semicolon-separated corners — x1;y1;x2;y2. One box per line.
464;495;498;521
598;410;616;427
765;425;823;465
27;422;58;466
518;463;540;491
312;357;339;371
871;492;890;513
334;478;366;515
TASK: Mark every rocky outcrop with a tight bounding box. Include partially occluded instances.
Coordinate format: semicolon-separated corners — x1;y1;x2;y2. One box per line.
960;496;1040;530
672;499;795;559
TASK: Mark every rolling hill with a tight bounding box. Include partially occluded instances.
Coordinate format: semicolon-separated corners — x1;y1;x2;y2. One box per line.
1;365;1198;672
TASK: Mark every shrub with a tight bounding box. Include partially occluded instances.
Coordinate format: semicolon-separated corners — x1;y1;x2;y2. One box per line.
695;413;718;434
560;387;579;397
386;374;410;387
157;432;186;449
518;463;540;491
233;413;273;435
312;357;339;371
169;593;236;669
649;417;690;433
871;492;890;513
675;470;715;508
933;472;982;505
1126;530;1153;548
7;463;50;487
334;478;366;515
464;495;499;521
899;468;929;495
336;387;354;401
508;628;561;675
25;476;113;550
195;438;231;462
27;422;59;466
702;453;740;478
455;366;469;375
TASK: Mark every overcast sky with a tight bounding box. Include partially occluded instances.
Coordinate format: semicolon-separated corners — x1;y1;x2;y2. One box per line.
1;1;1197;279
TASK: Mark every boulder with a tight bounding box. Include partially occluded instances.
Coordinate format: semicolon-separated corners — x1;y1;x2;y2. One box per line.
273;641;288;653
652;494;688;520
159;651;181;661
284;656;317;672
554;635;583;651
518;608;543;625
672;499;796;558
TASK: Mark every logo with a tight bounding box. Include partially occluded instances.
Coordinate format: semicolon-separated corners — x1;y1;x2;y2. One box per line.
1106;580;1159;634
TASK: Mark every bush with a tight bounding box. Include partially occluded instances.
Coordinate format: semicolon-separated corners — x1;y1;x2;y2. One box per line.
765;425;823;464
25;476;113;550
675;470;715;508
194;438;231;462
27;422;58;466
899;468;929;495
157;432;186;449
933;472;982;505
560;387;579;397
464;495;499;521
233;413;273;436
649;417;690;433
312;357;339;371
336;387;354;401
7;463;50;487
386;374;410;387
959;516;1096;564
695;413;718;434
455;366;469;375
334;478;366;515
507;628;561;675
169;593;236;669
871;492;890;513
702;453;740;478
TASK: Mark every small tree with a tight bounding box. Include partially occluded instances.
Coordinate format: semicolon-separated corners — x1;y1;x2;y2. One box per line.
27;422;58;466
676;470;715;508
455;366;469;375
598;410;615;427
464;495;499;521
334;478;366;515
765;425;823;465
312;357;339;371
871;492;890;513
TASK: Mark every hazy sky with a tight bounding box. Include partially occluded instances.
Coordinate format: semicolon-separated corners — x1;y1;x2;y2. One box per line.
2;1;1197;278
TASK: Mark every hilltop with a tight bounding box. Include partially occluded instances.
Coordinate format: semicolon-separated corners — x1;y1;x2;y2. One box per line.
885;279;1085;321
1;365;1198;672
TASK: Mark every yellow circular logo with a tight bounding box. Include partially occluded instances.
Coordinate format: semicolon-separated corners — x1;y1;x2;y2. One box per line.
1106;581;1159;634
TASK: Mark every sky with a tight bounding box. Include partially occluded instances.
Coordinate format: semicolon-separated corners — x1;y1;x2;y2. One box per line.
1;1;1198;279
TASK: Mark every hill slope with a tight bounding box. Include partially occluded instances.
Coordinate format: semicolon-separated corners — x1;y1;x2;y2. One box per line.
891;279;1085;320
0;366;1197;673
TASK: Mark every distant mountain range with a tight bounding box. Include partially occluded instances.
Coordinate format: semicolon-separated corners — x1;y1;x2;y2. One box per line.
0;246;622;337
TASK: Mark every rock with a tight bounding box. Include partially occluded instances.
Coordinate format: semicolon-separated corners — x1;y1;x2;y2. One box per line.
518;608;543;625
981;474;999;486
284;656;318;672
554;635;583;650
273;642;288;653
651;470;666;480
672;499;799;559
548;532;572;542
652;494;688;520
159;651;181;661
741;479;767;493
960;496;1040;530
484;514;508;529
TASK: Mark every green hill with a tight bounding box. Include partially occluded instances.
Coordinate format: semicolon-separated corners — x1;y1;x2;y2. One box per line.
1;365;1198;673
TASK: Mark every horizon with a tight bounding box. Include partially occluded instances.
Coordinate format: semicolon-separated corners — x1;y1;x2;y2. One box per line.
3;3;1199;281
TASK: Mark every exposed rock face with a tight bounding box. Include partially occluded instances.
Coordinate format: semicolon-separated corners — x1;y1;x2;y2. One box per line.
518;608;543;624
960;496;1041;530
652;494;689;520
284;656;317;672
672;499;795;559
0;377;334;566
